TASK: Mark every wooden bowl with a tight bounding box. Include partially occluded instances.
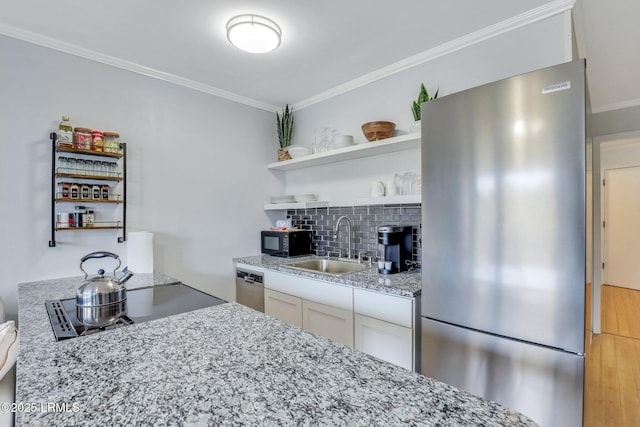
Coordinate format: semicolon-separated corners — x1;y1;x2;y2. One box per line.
361;121;396;142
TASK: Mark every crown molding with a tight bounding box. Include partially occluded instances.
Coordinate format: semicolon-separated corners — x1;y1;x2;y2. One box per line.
0;23;278;112
592;98;640;114
293;0;576;110
1;0;574;113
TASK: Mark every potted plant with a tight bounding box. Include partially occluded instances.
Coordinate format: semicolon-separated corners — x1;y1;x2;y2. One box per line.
276;104;294;161
411;83;438;133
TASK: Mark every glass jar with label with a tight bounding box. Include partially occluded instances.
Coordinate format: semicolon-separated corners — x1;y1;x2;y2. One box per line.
92;184;101;200
70;183;80;199
101;184;110;201
74;128;92;150
83;210;95;227
91;130;104;152
58;157;68;174
57;116;74;149
81;184;90;199
76;159;86;175
67;158;77;175
103;132;120;153
108;162;118;178
59;182;70;199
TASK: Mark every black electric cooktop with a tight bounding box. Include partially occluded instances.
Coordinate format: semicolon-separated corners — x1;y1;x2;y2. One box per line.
45;283;227;341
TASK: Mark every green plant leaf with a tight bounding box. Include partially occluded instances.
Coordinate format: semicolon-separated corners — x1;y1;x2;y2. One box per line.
411;82;438;122
276;104;294;148
412;100;420;121
418;83;429;103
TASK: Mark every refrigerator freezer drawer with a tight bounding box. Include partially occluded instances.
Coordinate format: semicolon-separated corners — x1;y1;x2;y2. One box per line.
421;318;583;427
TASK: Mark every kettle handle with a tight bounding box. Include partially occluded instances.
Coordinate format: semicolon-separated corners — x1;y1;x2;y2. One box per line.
79;251;121;279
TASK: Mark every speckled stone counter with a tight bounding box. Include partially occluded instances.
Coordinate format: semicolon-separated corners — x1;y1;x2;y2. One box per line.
234;255;421;298
16;276;535;426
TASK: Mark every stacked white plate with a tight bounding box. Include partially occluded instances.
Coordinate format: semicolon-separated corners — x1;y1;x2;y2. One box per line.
270;195;296;204
294;194;317;202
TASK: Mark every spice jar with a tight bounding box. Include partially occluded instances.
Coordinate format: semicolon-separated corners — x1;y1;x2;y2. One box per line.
70;183;80;199
92;184;101;200
74;128;92;150
91;130;104;152
67;158;77;175
76;159;86;175
81;184;90;199
84;210;95;227
58;157;68;174
103;132;120;153
108;162;118;178
101;184;110;201
59;182;70;199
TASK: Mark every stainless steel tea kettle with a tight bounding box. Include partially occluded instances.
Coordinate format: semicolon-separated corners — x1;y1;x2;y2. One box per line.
76;251;134;328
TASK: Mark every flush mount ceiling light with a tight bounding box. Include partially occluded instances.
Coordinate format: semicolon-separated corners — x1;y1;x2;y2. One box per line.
226;14;282;54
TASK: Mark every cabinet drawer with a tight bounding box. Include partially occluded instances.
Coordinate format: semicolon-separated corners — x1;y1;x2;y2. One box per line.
353;288;413;328
264;271;353;311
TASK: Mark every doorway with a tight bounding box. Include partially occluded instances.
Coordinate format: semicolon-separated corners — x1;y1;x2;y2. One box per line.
583;136;640;426
603;165;640;291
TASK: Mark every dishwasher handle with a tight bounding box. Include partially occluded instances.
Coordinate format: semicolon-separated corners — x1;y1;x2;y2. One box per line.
236;269;264;286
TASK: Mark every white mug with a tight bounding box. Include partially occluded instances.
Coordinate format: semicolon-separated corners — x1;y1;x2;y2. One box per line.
385;180;396;196
370;181;385;197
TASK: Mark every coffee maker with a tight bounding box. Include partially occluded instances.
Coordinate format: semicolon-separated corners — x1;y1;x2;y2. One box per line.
377;225;413;274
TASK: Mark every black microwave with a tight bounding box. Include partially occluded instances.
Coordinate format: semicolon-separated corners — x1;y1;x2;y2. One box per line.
261;229;313;257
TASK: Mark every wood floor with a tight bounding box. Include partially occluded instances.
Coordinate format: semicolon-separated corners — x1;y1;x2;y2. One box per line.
584;285;640;427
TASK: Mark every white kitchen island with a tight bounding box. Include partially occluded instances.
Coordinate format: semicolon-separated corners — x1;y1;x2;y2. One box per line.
14;275;535;426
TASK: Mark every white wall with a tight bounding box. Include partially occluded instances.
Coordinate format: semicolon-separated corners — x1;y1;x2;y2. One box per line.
601;136;640;169
284;13;572;201
0;35;282;320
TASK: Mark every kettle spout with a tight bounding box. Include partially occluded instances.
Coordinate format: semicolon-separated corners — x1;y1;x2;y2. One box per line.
119;270;134;285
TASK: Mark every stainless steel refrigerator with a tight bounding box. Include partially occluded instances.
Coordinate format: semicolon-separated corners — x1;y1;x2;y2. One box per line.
421;59;592;426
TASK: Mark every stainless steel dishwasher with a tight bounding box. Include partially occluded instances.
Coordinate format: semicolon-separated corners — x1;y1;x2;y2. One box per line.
235;267;264;312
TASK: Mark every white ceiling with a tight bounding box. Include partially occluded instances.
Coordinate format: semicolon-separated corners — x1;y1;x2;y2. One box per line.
1;0;638;114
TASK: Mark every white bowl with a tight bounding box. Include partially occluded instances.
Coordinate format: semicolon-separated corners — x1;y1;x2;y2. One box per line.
334;135;354;148
287;145;312;158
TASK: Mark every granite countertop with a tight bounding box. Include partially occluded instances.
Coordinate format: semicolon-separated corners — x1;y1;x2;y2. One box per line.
16;276;535;426
233;255;421;298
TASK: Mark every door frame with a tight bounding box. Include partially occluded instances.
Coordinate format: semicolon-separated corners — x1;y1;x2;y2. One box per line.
592;131;640;334
601;164;640;287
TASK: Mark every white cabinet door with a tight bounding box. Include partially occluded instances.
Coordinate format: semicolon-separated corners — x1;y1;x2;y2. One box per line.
302;299;354;348
355;314;413;370
265;289;303;328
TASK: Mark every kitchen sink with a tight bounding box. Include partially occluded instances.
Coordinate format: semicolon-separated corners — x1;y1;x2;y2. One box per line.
283;259;367;276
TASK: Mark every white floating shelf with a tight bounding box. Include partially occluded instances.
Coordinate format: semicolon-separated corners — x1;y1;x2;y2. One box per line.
354;195;421;206
264;201;330;211
268;133;420;171
263;196;420;210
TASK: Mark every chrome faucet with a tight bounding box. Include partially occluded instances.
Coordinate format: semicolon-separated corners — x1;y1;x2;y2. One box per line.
333;215;353;259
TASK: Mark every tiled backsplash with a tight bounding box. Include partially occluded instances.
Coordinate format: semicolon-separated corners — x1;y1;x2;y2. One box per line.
287;204;421;264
